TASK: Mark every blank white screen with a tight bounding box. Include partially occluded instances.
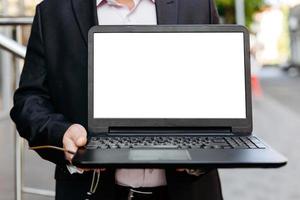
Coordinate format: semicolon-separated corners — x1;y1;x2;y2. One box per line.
93;32;246;118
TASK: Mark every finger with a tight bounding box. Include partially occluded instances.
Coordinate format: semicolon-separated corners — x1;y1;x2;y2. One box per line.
78;168;105;173
95;168;106;173
68;124;87;147
77;168;85;173
76;136;87;147
176;168;186;172
79;168;91;172
64;137;78;162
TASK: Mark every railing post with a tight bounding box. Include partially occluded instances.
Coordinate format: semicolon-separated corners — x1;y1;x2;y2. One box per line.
0;28;13;114
15;130;24;200
15;25;24;200
235;0;246;25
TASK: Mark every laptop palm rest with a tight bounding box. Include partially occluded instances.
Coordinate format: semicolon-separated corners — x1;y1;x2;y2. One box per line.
129;149;191;161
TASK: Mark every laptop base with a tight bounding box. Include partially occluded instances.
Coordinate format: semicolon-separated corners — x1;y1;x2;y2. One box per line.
72;135;287;168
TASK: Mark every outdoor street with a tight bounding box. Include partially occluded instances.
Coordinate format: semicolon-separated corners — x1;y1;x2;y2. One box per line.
0;67;299;200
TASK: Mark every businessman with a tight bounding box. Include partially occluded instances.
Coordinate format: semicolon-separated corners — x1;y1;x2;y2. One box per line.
11;0;223;199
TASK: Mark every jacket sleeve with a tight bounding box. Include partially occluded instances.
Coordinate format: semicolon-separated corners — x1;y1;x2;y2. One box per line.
210;0;220;24
10;5;72;165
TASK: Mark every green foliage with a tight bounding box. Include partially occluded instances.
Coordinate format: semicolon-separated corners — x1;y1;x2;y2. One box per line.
216;0;266;26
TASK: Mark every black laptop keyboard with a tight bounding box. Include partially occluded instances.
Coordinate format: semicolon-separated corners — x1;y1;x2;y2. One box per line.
86;136;266;150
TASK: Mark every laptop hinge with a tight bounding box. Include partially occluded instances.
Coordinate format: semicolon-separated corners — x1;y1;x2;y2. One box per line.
108;127;233;135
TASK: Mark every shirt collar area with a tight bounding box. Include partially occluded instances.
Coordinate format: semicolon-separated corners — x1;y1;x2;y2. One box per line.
97;0;155;7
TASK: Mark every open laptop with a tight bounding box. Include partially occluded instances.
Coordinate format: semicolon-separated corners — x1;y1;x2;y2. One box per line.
72;25;287;168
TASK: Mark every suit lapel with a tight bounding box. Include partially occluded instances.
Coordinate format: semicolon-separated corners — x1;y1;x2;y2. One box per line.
71;0;98;46
156;0;178;24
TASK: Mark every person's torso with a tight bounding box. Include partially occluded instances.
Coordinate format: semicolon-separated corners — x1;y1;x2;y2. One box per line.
39;0;213;131
37;0;214;182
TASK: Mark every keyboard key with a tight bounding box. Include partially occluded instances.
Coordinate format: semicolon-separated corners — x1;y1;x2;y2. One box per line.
240;137;257;149
249;137;266;149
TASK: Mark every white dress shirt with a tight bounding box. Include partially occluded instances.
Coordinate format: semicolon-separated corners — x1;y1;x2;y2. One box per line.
97;0;157;25
96;0;167;188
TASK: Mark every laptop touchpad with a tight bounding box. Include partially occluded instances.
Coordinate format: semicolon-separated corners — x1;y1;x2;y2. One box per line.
129;150;191;161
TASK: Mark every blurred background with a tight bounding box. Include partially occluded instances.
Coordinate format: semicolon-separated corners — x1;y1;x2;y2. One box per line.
0;0;299;200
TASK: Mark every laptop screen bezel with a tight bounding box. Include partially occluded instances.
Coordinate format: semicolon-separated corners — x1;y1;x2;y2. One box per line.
88;25;252;134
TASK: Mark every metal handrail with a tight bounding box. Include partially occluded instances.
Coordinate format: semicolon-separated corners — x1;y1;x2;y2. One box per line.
0;33;26;58
0;18;55;200
0;17;33;25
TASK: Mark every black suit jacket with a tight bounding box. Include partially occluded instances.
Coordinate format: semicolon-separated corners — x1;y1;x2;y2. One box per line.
10;0;222;199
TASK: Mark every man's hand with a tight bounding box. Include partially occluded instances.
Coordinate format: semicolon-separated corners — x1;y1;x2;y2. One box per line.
63;124;87;163
63;124;106;173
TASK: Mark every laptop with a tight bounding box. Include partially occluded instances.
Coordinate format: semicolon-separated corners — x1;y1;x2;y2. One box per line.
72;25;287;168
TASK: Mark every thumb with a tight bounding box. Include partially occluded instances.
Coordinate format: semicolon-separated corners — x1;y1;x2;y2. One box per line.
67;124;87;147
76;136;87;147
